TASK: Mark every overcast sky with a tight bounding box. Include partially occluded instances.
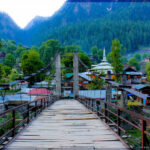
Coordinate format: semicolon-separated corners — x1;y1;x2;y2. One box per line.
0;0;66;28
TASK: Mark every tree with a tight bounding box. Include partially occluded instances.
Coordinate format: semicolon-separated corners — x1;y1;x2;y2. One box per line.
121;57;128;64
61;52;91;74
64;44;83;53
0;63;5;82
134;53;141;61
110;39;123;75
39;39;62;64
2;65;11;76
4;53;15;68
146;62;150;83
88;76;104;90
91;46;103;64
8;69;20;82
142;53;148;59
0;41;2;49
21;50;44;75
128;57;141;71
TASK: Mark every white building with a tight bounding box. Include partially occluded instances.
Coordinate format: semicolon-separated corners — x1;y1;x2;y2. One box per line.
92;48;113;74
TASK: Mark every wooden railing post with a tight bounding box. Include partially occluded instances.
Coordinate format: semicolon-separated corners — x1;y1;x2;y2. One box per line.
104;102;107;123
35;101;37;117
117;108;121;136
92;100;94;111
41;99;43;112
142;120;147;149
12;110;16;137
27;104;30;124
44;98;46;109
96;101;100;116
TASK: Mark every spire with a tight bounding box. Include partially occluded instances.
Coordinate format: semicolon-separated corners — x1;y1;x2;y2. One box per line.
102;47;107;62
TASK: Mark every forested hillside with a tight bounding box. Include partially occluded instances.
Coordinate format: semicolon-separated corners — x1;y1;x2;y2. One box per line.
0;13;21;41
0;2;150;54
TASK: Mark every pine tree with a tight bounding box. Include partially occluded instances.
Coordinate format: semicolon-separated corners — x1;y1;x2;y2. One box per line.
110;39;123;77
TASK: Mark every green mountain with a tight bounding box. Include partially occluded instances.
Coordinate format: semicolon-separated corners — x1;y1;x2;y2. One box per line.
1;2;150;53
0;13;21;41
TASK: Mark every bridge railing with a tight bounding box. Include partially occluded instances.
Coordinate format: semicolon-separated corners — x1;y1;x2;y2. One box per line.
0;94;56;149
78;96;150;149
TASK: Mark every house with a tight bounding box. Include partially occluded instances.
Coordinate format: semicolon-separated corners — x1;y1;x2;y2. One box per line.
123;65;143;84
27;88;51;96
32;81;49;88
143;56;150;62
132;84;150;95
64;72;92;90
17;81;29;89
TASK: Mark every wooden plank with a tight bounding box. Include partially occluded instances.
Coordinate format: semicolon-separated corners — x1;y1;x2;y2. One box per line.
7;100;128;150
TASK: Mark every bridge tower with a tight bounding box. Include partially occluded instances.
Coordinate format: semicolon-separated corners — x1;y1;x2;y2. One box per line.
73;52;79;98
56;53;61;97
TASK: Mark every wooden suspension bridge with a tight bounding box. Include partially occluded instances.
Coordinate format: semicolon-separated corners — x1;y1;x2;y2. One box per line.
0;52;150;149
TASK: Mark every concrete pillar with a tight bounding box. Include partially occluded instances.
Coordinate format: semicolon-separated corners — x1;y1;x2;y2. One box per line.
73;52;79;98
106;71;112;103
120;72;127;108
56;53;61;98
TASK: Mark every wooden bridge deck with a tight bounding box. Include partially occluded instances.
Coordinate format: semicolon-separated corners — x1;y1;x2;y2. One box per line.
7;100;128;150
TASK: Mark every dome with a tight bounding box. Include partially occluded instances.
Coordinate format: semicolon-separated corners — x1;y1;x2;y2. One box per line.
92;48;113;74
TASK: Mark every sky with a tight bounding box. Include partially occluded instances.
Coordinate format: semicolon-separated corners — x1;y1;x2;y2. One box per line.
0;0;66;28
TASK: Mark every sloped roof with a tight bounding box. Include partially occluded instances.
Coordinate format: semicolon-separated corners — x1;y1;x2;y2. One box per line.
79;73;92;81
65;73;73;78
28;88;51;95
133;84;150;90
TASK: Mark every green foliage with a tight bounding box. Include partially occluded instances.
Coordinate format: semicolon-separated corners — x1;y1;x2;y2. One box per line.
146;62;150;83
39;39;62;64
4;53;15;68
15;46;26;58
61;52;91;74
64;44;83;53
0;63;5;82
134;53;141;61
78;53;91;72
8;69;20;82
2;65;11;76
121;57;128;64
0;112;21;136
45;76;53;89
88;76;104;90
110;39;123;75
142;53;149;59
128;57;141;71
21;50;44;75
91;46;103;64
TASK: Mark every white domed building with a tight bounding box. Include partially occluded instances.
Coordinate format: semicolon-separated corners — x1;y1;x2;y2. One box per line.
92;48;113;74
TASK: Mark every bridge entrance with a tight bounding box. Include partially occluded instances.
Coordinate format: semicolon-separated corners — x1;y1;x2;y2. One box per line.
55;52;79;99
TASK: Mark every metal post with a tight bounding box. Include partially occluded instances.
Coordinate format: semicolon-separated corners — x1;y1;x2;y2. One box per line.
117;109;121;136
35;101;37;117
96;101;100;116
12;110;16;137
27;104;30;124
142;120;147;149
73;52;79;99
104;103;107;123
106;71;112;103
120;71;127;108
56;53;61;98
